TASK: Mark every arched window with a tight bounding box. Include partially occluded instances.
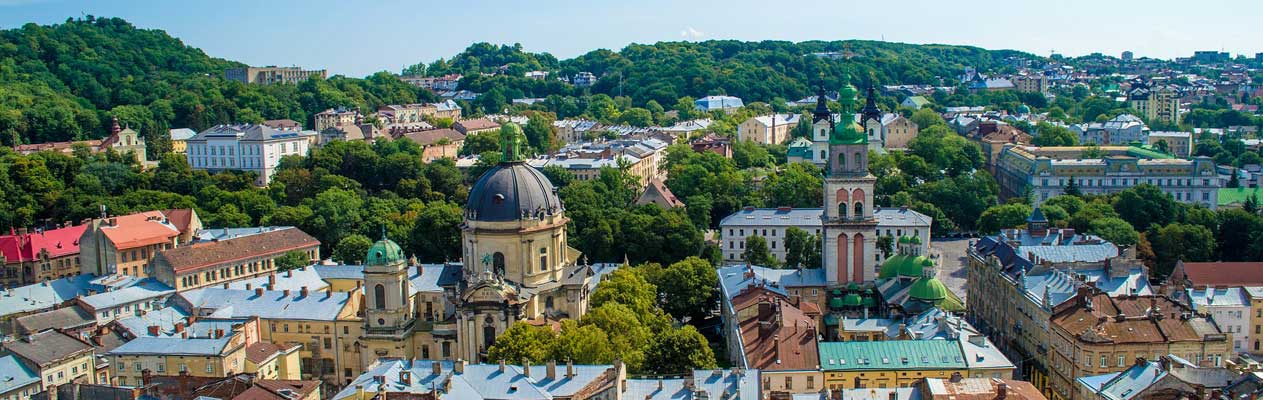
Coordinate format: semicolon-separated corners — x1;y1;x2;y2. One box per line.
854;152;863;170
838;203;848;219
854;202;864;217
482;315;497;351
493;252;505;276
819;150;827;160
373;284;386;310
838;153;846;170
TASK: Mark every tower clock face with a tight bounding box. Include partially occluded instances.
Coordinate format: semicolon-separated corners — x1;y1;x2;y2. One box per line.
378;318;386;326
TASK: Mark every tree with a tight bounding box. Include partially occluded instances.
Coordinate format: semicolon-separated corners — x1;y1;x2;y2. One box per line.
976;203;1033;234
783;227;812;268
1043;195;1086;216
1081;144;1105;159
1088;217;1139;247
1069;202;1121;232
1032;123;1079;147
332;234;373;264
643;325;717;374
1228;168;1240;188
460;132;501;156
655;257;718;322
409;201;463;262
1217;209;1263;261
552;320;615;364
580;303;653;369
1147;223;1215;279
590;268;659;317
742;236;775;267
487;322;556;364
760;162;822;207
274;251;310;272
1113;184;1179;230
1063;176;1082;197
910;108;946;129
876;235;895;258
523;113;556;153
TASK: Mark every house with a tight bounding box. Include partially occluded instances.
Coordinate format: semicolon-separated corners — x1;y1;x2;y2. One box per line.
635;178;684;209
737;114;800;145
571;72;597;87
168;128;197;154
2;330;99;392
452;118;501;136
694;95;744;113
1076;356;1237;400
140;373;320;400
1170;261;1263;288
150;227;320;291
0;355;41;400
902;96;931;110
0;224;88;286
78;210;184;278
400;128;466;162
691;133;732;158
184;124;318;186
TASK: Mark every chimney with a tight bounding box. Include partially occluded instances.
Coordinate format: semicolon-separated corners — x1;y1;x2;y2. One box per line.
889;392;898;400
325;289;333;299
215;329;224;338
997;381;1008;399
546;360;556;380
286;270;293;278
523;359;531;378
282;289;290;298
255;287;264;297
400;370;412;385
566;359;575;378
223;283;230;289
147;325;160;336
300;286;309;298
499;359;506;373
268;274;277;286
455;359;466;374
245;283;252;290
431;361;441;376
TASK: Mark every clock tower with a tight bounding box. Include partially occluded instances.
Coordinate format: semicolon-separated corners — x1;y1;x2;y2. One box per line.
821;79;879;285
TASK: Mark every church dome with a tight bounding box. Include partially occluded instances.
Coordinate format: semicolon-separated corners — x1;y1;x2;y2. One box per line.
466;162;562;222
366;237;405;266
842;293;862;307
830;118;866;145
908;276;950;301
878;254;931;279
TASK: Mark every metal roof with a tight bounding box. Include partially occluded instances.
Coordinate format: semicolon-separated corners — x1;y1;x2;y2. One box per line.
818;340;966;371
107;336;232;356
78;279;174;310
179;287;350;322
0;355;39;394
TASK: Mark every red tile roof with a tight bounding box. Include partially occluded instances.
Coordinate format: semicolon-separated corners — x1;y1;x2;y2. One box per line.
161;209;198;237
156;228;318;274
244;342;283;364
99;211;181;249
1173;261;1263;287
734;289;819;371
454;118;500;133
0;224;88;263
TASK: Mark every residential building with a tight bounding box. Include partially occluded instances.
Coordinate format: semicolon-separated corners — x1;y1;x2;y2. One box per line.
968;208;1146;397
726;285;822;398
185;124;317;186
13;305;96;338
694;95;745;113
833;308;1014;379
901;96;930;110
532;138;668;186
921;377;1046;400
719;265;830;331
0;224;87;286
817;340;969;389
0;355;41;400
973;124;1032;174
1184;287;1251;353
1070;114;1148;145
552;119;601;144
1127;81;1181;124
1170;261;1263;288
399;128;466;162
718;207;931;266
0;274;158;328
225;67;327;85
1048;289;1230;400
2;330;98;392
105;321;256;386
1147;131;1194;157
1013;74;1051;94
313;107;362;132
691;133;732;158
399;74;461;91
377;102;462;126
31;383;142;400
150;226;319;291
1076;355;1237;400
11;118;145;165
168;128;196;154
72;278;175;325
452;118;501;135
571;72;597;87
635;178;683;209
880;114;919;150
737;114;800;145
994;144;1221;207
332;359;758;400
78;210;183;278
139;372;319;400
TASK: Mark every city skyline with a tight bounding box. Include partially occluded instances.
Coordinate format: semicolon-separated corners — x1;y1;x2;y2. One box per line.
1;0;1259;77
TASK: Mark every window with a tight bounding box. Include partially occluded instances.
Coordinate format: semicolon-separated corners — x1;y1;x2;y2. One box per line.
1100;355;1107;368
784;377;792;390
1117;354;1125;367
539;248;548;272
374;284;386;310
442;342;451;358
156;363;164;372
324;337;332;349
807;376;815;390
133;362;141;372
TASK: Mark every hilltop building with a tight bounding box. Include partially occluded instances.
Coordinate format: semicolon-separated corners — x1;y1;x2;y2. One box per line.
225;67;326;85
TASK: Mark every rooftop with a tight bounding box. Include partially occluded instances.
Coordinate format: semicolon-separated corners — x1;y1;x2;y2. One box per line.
1052;291;1222;345
1174;261;1263;287
156;227;318;274
0;224;87;263
0;355;39;395
818;340;966;371
178;287;351;322
719;207;932;228
4;330;94;367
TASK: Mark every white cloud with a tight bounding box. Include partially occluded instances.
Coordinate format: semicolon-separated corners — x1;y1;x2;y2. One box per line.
680;26;704;40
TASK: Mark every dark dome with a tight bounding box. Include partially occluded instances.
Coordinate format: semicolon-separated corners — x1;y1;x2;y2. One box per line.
466;162;562;222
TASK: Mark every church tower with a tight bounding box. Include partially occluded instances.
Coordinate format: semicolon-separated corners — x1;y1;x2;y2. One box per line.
821;79;879;285
859;85;885;152
808;86;835;167
360;232;416;362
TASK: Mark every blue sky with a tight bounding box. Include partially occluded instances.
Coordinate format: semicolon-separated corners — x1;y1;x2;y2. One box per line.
1;0;1259;77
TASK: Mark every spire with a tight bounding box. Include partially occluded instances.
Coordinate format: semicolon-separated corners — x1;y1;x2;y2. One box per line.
860;85;882;124
109;117;121;136
812;85;832;124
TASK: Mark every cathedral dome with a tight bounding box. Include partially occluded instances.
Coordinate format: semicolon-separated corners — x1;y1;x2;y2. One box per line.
877;254;931;279
366;236;405;266
466;162;562;222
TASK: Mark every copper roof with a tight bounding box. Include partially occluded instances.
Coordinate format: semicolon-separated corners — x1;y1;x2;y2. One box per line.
1174;262;1263;287
155;228;318;274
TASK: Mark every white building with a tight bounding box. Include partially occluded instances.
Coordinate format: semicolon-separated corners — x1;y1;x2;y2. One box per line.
1071;114;1149;145
694;95;744;113
1188;287;1252;352
185;124;317;186
737;114;800;145
718;207;932;265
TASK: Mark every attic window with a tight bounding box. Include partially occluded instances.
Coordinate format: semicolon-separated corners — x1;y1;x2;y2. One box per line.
493;194;505;205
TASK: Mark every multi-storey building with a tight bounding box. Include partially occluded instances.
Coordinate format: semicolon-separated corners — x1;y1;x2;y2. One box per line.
967;208;1147;397
817;340;968;389
994;144;1221;207
2;330;99;393
1013;74;1051;94
1185;287;1250;353
1127;80;1181;124
313;107;362;132
78;211;183;278
737;114;800;145
106;321;255;386
0;225;86;286
184;124;317;186
0;355;41;400
1047;290;1230;400
1076;356;1238;400
718;206;931;266
1147;131;1195;158
530;137;669;187
724;285;822;398
150;227;320;291
225;67;327;85
1071;114;1148;145
376;102;462;126
399;74;462;91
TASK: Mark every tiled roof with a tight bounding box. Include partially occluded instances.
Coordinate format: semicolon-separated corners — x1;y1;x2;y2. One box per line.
245;342;283;364
0;355;39;395
1175;262;1263;287
3;330;94;367
98;211;180;249
156;227;318;274
161;209;197;236
1052;292;1221;345
454;118;501;132
402;128;465;146
818;340;966;371
736;294;819;371
925;378;1045;400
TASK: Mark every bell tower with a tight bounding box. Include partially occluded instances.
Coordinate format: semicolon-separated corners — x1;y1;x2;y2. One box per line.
361;231;416;362
822;78;879;285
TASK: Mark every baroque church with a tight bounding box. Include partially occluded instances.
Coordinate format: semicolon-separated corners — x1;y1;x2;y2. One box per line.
357;123;614;364
814;79;880;285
